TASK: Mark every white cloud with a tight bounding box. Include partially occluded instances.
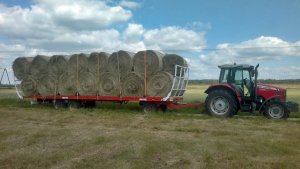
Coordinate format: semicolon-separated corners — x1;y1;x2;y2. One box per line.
259;66;300;79
187;21;211;31
186;57;219;79
144;26;206;52
123;23;144;43
0;0;206;54
119;0;140;9
184;36;300;79
200;36;300;66
0;0;132;39
121;24;207;52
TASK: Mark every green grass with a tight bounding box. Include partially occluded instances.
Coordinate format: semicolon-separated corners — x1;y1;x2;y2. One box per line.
0;84;299;169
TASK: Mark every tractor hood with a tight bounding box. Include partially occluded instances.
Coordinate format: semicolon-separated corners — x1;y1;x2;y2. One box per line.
256;84;287;102
257;84;286;91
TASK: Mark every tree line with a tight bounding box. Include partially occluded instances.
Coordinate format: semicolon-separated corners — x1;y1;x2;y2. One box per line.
189;79;300;85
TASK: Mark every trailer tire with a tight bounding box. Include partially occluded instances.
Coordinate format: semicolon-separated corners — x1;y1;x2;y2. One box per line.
264;102;289;119
54;100;67;109
69;101;81;110
160;104;168;112
142;102;158;113
84;101;96;108
205;89;237;117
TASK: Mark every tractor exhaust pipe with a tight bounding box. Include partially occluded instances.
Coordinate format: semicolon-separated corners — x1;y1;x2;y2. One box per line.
254;64;259;99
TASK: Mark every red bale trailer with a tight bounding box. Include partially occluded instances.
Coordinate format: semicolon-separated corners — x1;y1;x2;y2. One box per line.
15;65;203;113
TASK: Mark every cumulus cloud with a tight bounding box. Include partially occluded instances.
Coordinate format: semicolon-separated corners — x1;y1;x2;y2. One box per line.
183;36;300;79
0;0;206;54
121;24;206;52
0;0;132;39
119;0;140;9
123;23;144;43
144;26;206;52
200;36;300;66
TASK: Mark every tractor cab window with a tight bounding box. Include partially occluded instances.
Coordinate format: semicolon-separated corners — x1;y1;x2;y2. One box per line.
219;69;229;83
232;69;251;84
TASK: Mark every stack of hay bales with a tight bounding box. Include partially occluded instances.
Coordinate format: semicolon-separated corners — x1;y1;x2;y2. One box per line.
12;50;188;97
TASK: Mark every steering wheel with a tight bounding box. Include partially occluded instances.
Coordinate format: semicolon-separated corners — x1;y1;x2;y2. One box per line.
243;78;249;85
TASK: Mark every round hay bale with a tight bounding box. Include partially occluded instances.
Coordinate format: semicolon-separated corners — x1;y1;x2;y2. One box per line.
29;55;50;77
58;72;76;96
88;52;109;74
60;70;98;96
122;72;144;96
36;75;56;95
48;55;69;79
77;70;98;95
68;53;88;74
163;54;188;76
12;57;33;80
99;72;121;96
147;72;173;97
107;50;134;76
21;75;37;96
133;50;163;75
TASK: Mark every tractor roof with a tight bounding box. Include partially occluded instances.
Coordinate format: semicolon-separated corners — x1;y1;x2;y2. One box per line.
218;64;254;69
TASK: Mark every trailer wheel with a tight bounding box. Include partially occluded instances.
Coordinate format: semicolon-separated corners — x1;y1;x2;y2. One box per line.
84;101;96;108
37;99;43;104
54;100;67;109
160;104;168;112
142;102;158;113
68;101;81;110
205;90;237;117
264;102;288;119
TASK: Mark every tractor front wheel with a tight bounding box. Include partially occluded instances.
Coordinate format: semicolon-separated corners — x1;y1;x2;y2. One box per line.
205;90;237;117
264;102;289;119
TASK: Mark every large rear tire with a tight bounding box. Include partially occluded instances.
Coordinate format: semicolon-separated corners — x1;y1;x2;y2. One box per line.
205;90;237;117
264;102;289;119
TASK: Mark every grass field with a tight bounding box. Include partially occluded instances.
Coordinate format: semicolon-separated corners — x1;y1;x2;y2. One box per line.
0;84;299;169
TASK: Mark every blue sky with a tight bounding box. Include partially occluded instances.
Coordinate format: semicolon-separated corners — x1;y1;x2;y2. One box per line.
0;0;300;82
133;0;300;44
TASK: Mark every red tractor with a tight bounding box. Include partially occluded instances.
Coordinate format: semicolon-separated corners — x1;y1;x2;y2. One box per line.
205;64;298;119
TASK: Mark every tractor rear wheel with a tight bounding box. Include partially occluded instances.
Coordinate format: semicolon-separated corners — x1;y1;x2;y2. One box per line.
205;90;237;117
264;102;289;119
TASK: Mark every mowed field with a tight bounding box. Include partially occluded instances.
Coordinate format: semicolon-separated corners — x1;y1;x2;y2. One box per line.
0;84;299;169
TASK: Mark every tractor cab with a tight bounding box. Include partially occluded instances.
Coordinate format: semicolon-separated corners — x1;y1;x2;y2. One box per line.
218;64;257;100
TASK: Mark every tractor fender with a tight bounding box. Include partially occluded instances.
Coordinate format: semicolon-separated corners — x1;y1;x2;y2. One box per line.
258;95;283;113
205;84;242;110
